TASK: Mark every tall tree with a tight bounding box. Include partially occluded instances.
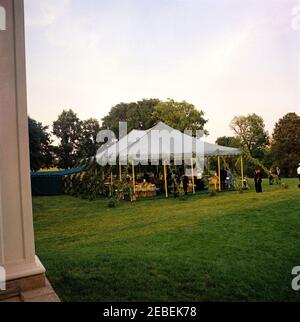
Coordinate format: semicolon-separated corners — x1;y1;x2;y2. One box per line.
53;109;82;169
77;118;101;159
152;99;208;135
127;99;160;130
230;114;269;159
101;99;160;136
216;136;241;148
271;113;300;177
28;117;53;171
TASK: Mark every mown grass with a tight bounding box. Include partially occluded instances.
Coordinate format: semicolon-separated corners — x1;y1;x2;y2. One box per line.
32;179;300;302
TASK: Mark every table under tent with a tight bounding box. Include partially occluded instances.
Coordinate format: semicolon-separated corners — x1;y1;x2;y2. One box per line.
96;122;243;199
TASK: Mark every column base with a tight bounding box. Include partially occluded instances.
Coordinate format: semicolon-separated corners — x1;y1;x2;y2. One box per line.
0;256;60;302
0;272;45;300
4;256;46;281
0;277;60;302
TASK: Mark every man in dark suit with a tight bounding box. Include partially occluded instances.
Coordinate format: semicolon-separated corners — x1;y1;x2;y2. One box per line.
220;169;227;191
254;168;263;193
183;175;189;196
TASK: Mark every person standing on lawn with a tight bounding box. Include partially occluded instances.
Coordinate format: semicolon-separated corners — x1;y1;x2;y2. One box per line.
183;175;189;196
254;168;263;193
226;170;233;190
297;163;300;183
220;168;227;191
172;171;181;198
276;166;281;184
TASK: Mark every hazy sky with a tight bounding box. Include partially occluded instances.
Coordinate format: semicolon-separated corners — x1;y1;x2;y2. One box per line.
24;0;300;143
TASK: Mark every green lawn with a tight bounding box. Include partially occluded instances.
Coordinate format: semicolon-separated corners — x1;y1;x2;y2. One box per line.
33;179;300;302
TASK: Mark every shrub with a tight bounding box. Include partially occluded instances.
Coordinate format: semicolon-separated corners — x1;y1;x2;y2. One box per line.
209;190;217;197
179;194;187;201
107;197;119;208
238;188;244;194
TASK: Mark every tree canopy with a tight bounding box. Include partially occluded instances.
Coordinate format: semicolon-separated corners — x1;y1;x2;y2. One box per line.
77;118;101;159
28;117;53;171
230;114;269;159
215;136;241;148
271;113;300;176
152;99;208;135
28;103;298;177
101;99;160;135
53;109;82;169
102;98;208;136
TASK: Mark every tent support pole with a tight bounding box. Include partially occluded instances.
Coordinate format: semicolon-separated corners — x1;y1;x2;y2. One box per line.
191;158;195;194
207;157;210;174
119;162;122;181
110;168;113;197
132;160;136;194
164;160;168;198
241;155;244;189
218;155;221;192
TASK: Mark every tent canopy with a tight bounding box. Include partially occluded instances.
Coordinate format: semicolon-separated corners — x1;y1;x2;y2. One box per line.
96;122;241;165
31;167;84;177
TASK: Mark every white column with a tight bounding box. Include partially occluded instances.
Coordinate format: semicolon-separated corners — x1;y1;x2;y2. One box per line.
0;0;45;281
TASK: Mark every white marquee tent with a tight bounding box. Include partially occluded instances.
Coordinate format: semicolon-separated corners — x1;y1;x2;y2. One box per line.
96;122;241;165
96;122;242;196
